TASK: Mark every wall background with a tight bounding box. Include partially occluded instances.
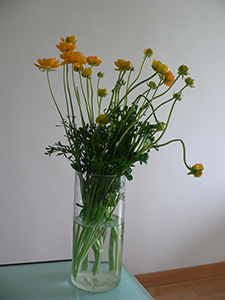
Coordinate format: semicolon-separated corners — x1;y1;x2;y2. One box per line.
1;0;225;274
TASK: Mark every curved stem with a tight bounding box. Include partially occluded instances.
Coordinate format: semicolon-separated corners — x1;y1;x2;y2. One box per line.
128;56;147;90
157;139;191;170
66;65;75;125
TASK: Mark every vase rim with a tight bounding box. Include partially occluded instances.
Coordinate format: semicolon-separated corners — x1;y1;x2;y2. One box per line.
75;170;125;178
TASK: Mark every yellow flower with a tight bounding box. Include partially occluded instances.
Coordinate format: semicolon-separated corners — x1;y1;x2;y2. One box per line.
96;114;110;126
188;163;204;177
185;77;195;87
33;58;61;70
81;67;93;78
114;59;133;71
60;50;87;69
163;71;175;86
144;48;154;58
87;56;102;67
178;65;190;76
152;59;170;74
56;36;77;52
98;88;108;97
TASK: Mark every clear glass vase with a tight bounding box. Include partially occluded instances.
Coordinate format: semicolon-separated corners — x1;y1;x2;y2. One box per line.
71;171;126;292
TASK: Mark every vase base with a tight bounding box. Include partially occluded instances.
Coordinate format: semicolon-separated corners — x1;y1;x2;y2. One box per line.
71;263;121;292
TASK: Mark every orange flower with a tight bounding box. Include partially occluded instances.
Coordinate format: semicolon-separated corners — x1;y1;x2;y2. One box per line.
33;58;61;70
60;51;87;69
114;59;133;71
163;71;175;86
87;56;102;67
56;36;77;52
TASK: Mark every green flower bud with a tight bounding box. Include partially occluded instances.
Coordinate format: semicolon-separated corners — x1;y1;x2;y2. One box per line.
155;122;166;131
185;77;195;87
147;81;157;89
178;65;190;76
173;92;182;101
97;72;104;78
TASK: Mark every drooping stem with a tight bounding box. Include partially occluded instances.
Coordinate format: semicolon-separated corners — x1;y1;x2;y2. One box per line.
157;138;191;171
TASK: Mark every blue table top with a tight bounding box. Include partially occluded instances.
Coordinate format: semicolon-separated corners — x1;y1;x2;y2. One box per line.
0;260;154;300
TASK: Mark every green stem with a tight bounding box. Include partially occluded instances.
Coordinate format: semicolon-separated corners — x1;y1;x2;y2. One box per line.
66;65;75;125
72;69;85;127
63;66;71;123
89;77;94;124
128;56;147;90
46;70;73;148
157;138;191;170
79;72;92;123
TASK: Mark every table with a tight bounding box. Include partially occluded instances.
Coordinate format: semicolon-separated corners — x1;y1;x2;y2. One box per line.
0;260;154;300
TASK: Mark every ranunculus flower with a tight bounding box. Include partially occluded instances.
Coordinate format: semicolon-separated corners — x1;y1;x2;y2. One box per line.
56;36;77;52
152;59;170;74
114;59;133;71
87;56;102;67
144;48;154;58
188;163;204;177
60;51;87;69
81;67;93;78
163;71;175;86
96;114;110;126
33;58;61;70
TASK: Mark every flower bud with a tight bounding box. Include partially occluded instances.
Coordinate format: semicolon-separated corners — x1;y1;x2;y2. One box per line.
173;92;182;101
65;36;77;44
96;114;110;126
81;67;93;78
185;77;195;87
178;65;190;76
98;88;108;97
144;48;154;58
155;122;166;131
97;72;104;78
147;81;157;89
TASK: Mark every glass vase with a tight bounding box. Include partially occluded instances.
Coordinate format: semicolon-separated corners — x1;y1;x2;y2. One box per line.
71;171;126;292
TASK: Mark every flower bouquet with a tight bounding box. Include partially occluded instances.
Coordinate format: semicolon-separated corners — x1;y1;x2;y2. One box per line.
34;35;204;292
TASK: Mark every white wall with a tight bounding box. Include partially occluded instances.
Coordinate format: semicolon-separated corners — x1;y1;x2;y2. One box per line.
1;0;225;274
